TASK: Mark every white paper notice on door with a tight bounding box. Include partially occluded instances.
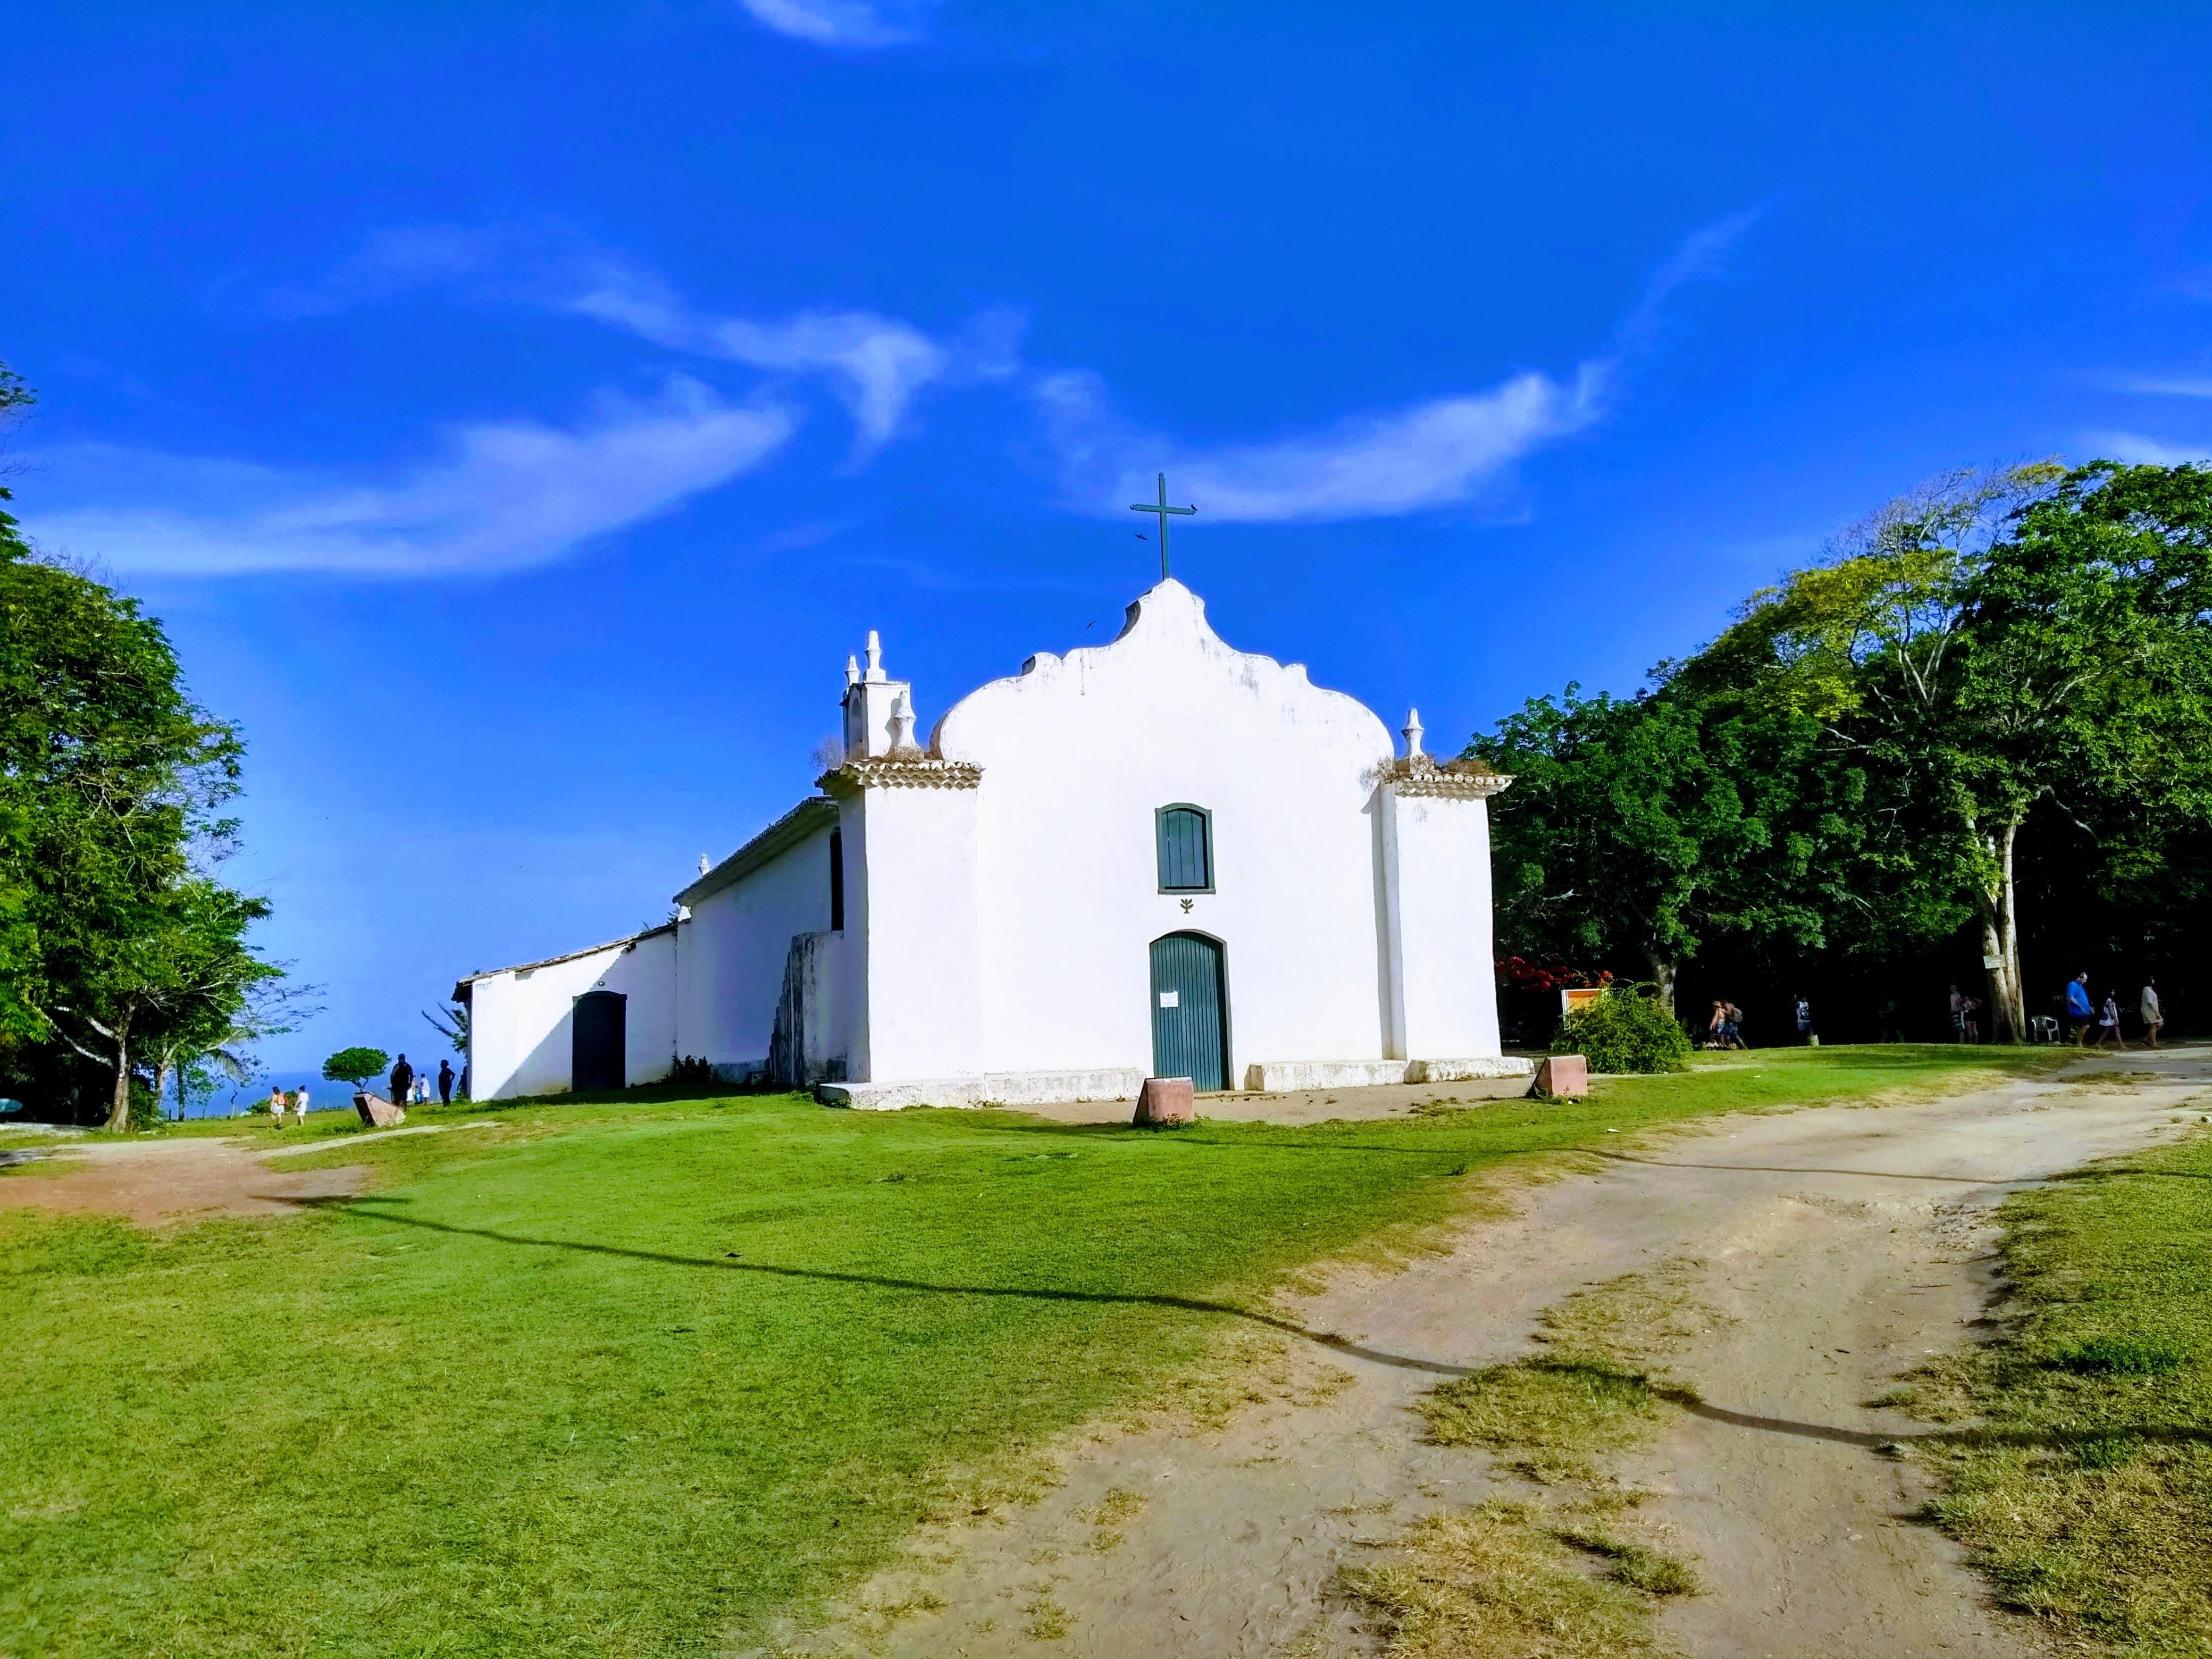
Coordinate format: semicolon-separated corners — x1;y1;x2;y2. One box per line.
1158;991;1179;1008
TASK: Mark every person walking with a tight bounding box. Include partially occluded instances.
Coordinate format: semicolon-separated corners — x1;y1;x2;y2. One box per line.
1794;995;1813;1045
2066;972;2095;1047
267;1086;286;1126
1962;993;1982;1044
2141;978;2165;1050
1948;984;1968;1042
291;1085;310;1125
388;1052;414;1109
2097;991;2127;1050
437;1059;455;1105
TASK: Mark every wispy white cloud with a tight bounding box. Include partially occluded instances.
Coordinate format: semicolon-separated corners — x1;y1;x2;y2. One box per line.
2080;431;2212;467
23;377;795;577
738;0;935;47
265;225;1016;451
1037;365;1606;525
568;258;1019;449
1033;211;1747;526
1618;208;1760;350
2114;375;2212;399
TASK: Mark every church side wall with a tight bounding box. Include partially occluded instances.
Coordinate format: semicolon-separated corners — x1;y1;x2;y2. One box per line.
468;931;677;1100
678;831;836;1074
1384;791;1503;1059
844;786;982;1084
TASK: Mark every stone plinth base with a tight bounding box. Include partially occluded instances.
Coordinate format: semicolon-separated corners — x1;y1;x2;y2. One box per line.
1133;1076;1195;1126
1242;1056;1535;1093
353;1092;407;1128
1531;1054;1589;1099
817;1066;1145;1112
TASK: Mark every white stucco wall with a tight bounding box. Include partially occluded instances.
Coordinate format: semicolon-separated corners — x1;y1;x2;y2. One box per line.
916;579;1403;1084
1382;787;1503;1059
676;829;837;1072
839;784;981;1084
465;925;677;1101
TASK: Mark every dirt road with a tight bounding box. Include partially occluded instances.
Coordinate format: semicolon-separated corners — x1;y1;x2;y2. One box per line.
787;1051;2209;1658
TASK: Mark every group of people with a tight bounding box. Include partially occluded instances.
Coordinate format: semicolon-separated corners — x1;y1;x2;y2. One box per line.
2065;972;2165;1050
265;1085;311;1125
386;1053;456;1107
1705;999;1749;1049
255;1053;458;1126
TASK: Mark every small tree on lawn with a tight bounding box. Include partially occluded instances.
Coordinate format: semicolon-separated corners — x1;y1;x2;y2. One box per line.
323;1046;389;1092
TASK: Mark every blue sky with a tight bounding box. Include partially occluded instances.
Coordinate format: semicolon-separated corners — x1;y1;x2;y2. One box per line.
5;3;2210;1074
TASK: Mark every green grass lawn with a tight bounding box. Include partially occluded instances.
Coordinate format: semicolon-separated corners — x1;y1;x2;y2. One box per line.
1912;1126;2212;1656
1;1045;2066;1657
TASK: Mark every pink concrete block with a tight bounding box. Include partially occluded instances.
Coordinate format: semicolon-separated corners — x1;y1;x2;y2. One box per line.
1532;1054;1589;1099
1133;1075;1196;1127
353;1092;408;1128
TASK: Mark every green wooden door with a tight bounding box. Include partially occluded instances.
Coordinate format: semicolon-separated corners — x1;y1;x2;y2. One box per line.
1150;932;1228;1090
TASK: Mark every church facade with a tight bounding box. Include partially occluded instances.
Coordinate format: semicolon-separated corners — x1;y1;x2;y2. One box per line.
456;579;1524;1106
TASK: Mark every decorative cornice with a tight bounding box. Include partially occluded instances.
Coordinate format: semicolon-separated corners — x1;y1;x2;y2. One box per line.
1381;756;1513;799
818;754;984;794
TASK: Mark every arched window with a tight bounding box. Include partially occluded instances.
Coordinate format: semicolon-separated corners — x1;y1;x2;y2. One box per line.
1155;805;1213;893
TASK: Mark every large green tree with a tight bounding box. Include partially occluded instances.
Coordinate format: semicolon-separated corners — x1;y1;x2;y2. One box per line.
1687;462;2212;1038
1468;682;1864;1016
0;362;278;1126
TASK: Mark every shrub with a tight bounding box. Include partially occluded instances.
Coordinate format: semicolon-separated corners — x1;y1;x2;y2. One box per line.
669;1054;716;1088
1554;987;1692;1075
322;1047;390;1090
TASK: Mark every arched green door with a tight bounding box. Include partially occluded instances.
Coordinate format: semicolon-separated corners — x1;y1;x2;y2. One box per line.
1150;933;1229;1090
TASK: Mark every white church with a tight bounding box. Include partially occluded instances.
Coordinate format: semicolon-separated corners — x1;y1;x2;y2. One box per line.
455;577;1526;1108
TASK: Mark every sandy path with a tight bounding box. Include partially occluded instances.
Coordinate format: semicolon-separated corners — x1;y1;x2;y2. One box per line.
781;1051;2210;1658
0;1135;372;1224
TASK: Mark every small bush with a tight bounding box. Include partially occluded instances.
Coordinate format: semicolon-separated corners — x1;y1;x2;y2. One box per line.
1554;988;1692;1075
669;1054;716;1088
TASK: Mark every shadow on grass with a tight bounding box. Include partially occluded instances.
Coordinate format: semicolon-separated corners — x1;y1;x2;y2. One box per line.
1652;1384;2212;1454
301;1196;1478;1377
303;1201;2212;1460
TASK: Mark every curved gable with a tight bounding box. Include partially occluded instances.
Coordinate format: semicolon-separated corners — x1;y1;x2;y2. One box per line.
931;578;1393;768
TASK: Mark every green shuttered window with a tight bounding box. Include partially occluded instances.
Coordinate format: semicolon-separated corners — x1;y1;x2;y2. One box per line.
1155;805;1213;892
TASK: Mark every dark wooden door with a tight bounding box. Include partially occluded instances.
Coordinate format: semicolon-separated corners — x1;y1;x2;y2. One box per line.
572;991;626;1093
1150;933;1229;1090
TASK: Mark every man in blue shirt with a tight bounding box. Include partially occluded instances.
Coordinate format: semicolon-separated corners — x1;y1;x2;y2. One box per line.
2065;972;2094;1046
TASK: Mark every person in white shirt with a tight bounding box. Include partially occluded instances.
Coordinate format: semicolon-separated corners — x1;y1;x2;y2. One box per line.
292;1086;310;1124
2141;978;2164;1050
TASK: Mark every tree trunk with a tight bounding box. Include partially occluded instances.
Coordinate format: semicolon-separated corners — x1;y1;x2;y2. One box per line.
1649;956;1678;1020
1975;818;2027;1043
104;1013;134;1133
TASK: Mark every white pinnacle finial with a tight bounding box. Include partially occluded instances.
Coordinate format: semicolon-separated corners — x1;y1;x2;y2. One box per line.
1402;708;1426;759
864;630;885;683
844;654;860;688
699;853;711;875
889;689;916;752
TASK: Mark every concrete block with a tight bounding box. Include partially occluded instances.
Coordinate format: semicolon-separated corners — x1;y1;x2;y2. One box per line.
1408;1056;1536;1083
1134;1076;1196;1126
817;1066;1144;1111
1531;1055;1588;1099
353;1092;407;1128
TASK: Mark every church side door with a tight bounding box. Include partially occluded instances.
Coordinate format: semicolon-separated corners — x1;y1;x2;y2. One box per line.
1150;932;1229;1091
572;991;626;1093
